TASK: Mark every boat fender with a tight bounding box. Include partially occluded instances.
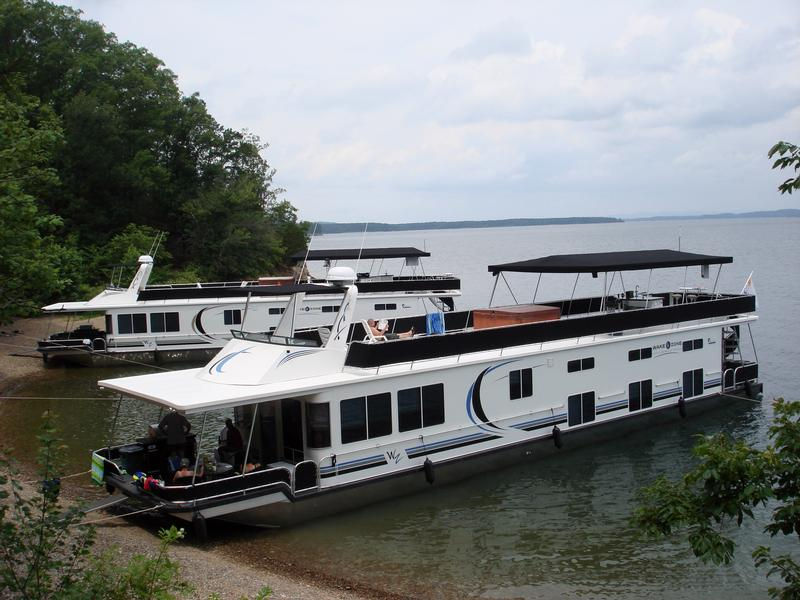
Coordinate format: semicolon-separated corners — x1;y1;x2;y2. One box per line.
678;396;687;419
192;513;208;543
552;425;563;449
423;458;435;485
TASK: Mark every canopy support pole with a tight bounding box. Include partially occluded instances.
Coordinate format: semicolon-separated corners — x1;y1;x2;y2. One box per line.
106;395;122;455
191;412;207;490
619;272;626;295
645;269;653;299
532;273;542;304
601;271;607;312
241;291;252;334
296;223;317;283
567;273;580;316
488;274;500;307
747;322;759;364
242;403;259;477
711;264;723;297
681;267;689;303
501;273;519;305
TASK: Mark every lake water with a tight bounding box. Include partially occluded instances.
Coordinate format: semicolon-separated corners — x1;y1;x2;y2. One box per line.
4;217;799;598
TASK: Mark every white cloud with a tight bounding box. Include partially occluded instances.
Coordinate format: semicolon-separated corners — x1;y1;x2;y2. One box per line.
64;1;800;221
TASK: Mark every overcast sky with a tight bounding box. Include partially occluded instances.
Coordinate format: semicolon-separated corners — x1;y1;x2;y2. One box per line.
64;1;799;222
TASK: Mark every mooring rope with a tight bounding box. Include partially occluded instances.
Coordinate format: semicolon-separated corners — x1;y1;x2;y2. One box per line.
76;503;164;526
19;469;91;486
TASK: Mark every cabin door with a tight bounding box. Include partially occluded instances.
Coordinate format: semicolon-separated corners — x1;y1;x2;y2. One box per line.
281;399;305;464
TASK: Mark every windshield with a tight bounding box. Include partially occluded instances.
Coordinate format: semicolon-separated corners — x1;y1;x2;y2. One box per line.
231;329;319;347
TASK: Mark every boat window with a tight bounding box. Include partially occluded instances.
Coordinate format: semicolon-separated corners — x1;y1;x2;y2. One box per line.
682;368;704;398
398;384;445;432
223;309;242;325
567;391;596;427
367;393;392;438
269;307;285;315
398;388;421;432
306;402;331;448
105;314;113;334
117;313;147;335
422;384;445;427
567;358;595;373
629;347;652;361
682;338;704;352
628;380;653;411
509;368;533;399
339;393;394;444
341;397;367;444
321;305;340;313
151;312;180;333
374;303;397;311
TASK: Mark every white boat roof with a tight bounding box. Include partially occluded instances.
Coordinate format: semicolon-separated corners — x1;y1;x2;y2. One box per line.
99;368;364;414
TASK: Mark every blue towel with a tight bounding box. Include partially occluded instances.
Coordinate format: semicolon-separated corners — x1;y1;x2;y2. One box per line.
426;312;444;335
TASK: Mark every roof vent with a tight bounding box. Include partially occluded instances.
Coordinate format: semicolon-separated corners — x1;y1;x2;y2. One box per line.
326;266;356;285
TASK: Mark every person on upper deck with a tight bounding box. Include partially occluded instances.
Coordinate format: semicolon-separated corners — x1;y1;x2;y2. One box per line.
367;319;414;340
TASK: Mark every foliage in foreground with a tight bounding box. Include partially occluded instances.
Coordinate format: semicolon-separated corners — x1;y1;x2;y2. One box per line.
769;141;800;195
633;398;800;599
0;411;272;599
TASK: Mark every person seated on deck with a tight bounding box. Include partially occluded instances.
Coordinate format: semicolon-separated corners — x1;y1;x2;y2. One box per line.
217;418;244;470
172;458;203;484
243;461;262;474
158;409;191;458
367;319;414;340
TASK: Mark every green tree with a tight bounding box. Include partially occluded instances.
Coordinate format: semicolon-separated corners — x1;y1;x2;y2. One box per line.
0;78;78;321
633;398;800;599
768;141;800;195
0;411;96;598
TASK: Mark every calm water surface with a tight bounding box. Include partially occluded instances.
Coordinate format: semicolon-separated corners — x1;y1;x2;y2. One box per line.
4;218;799;599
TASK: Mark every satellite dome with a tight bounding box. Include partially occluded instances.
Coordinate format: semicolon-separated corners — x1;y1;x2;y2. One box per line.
326;266;356;284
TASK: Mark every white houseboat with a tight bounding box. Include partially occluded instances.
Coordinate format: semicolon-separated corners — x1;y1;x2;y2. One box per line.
38;247;460;366
92;249;761;539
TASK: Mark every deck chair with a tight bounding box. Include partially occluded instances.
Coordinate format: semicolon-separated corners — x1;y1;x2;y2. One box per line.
362;320;385;342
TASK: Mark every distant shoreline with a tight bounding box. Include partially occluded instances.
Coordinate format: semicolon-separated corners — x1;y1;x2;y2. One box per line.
314;208;799;234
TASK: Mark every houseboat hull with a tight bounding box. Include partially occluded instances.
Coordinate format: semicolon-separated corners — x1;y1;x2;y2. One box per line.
106;383;759;530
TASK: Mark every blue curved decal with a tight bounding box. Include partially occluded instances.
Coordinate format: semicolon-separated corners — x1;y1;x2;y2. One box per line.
276;348;319;367
466;359;519;432
208;346;253;374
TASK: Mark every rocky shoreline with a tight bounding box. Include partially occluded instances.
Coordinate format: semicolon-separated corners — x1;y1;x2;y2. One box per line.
0;317;409;600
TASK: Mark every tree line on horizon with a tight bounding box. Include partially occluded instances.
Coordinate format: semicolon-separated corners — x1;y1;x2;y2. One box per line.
0;0;308;323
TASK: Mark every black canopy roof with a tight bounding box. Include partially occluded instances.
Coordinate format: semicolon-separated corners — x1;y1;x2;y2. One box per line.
488;249;733;275
290;247;430;262
138;283;345;301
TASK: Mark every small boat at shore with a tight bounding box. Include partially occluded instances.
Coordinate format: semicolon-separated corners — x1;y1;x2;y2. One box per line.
37;247;460;366
91;249;761;539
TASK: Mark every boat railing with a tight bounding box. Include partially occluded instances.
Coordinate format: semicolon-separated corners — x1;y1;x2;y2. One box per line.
722;361;759;391
144;465;293;505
